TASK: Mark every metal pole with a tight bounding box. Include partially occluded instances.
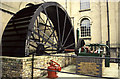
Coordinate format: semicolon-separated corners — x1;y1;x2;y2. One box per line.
31;54;34;79
105;0;110;67
106;0;110;56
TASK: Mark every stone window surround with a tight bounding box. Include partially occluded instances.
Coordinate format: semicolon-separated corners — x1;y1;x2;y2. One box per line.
79;16;92;39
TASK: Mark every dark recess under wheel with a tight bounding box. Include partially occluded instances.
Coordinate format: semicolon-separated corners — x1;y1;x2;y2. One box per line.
2;2;75;57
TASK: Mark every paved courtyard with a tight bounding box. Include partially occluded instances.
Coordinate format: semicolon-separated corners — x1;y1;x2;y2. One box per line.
42;63;119;79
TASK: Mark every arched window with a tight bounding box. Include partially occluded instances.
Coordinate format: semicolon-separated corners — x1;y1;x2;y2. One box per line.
80;0;90;10
80;18;91;37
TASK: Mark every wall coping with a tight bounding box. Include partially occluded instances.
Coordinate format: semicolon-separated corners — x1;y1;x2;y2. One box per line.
0;52;75;60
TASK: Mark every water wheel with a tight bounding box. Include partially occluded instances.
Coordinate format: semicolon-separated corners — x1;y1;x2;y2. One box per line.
2;2;75;57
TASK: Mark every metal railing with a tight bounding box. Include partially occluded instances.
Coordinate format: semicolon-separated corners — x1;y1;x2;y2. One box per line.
31;53;120;79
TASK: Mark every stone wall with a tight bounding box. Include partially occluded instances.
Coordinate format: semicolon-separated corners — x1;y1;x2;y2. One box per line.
1;53;75;78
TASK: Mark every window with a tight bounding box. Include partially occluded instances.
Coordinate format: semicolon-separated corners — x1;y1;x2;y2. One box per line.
80;18;91;37
80;0;90;10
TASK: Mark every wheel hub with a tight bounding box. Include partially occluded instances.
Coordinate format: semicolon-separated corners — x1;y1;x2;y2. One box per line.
36;44;45;55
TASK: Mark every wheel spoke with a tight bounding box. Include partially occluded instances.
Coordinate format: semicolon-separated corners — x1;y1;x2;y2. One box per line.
62;14;67;44
56;6;61;44
62;27;74;47
29;44;37;48
35;28;57;45
38;16;54;44
36;17;40;42
39;15;45;23
30;29;57;48
42;6;58;43
29;39;57;49
63;43;75;49
31;33;35;40
42;18;48;43
47;26;58;42
29;38;40;43
39;23;51;27
45;46;55;49
45;49;57;51
36;42;57;49
44;29;56;44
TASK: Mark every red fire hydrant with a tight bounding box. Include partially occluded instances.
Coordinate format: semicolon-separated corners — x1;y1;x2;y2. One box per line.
47;60;61;78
